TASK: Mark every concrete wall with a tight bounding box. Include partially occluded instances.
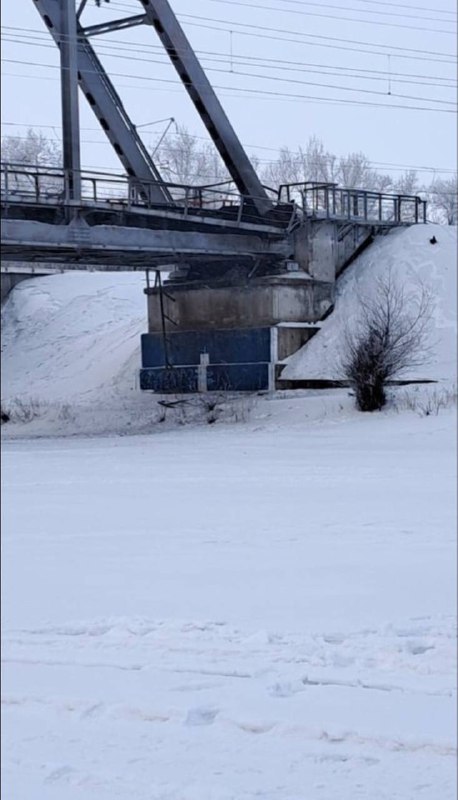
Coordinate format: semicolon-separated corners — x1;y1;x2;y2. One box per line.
1;272;34;303
146;278;334;333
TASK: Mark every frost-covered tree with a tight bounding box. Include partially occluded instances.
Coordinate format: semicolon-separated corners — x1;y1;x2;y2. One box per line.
393;170;420;196
261;137;339;187
337;151;392;193
428;175;458;225
1;128;61;168
154;124;229;186
1;128;62;194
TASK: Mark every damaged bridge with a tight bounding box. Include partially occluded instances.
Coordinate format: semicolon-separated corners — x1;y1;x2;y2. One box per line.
1;0;427;391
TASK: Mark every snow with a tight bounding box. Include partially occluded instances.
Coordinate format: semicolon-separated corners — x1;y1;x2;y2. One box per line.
2;409;457;799
1;225;457;798
282;224;457;383
1;270;147;405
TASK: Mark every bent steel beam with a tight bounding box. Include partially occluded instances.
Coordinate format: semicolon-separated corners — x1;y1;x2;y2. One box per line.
136;0;272;215
1;217;289;268
33;0;172;204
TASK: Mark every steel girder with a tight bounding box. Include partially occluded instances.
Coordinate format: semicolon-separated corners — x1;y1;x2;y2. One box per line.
33;0;173;204
136;0;272;215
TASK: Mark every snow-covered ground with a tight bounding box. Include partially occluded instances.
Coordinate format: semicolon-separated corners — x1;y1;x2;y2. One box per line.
2;407;457;800
1;224;457;798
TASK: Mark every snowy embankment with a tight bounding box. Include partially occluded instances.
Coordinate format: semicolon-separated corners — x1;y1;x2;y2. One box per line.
1;224;456;438
2;411;457;799
282;224;457;383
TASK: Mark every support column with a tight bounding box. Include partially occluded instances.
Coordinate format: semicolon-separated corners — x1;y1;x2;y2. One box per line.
60;0;82;201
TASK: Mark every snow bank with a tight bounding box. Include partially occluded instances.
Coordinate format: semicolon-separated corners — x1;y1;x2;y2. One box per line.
282;224;457;383
1;270;147;404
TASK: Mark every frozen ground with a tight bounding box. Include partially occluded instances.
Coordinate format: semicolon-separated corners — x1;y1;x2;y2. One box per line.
2;406;457;800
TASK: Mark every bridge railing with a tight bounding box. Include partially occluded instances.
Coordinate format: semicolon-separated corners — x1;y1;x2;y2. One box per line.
278;181;427;224
0;163;286;228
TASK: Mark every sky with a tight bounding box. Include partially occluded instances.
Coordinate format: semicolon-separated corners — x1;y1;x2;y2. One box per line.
1;0;457;185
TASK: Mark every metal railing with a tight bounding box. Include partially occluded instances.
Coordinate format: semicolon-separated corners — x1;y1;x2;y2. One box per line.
0;163;288;229
278;181;427;225
1;164;427;228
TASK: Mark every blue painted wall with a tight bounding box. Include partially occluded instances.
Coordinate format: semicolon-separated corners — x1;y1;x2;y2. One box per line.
140;363;270;393
141;328;271;368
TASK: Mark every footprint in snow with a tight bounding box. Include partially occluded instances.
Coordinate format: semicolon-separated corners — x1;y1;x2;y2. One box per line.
185;706;219;726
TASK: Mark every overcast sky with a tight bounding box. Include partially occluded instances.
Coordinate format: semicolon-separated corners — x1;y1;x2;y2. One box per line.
1;0;456;183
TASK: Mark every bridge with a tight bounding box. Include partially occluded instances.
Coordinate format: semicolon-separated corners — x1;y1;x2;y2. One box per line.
1;0;428;392
1;162;425;270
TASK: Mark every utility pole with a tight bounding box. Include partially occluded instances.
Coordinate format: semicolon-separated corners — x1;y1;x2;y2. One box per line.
60;0;82;202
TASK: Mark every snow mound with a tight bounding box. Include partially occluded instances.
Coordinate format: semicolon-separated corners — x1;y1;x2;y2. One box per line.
282;224;457;383
1;270;147;404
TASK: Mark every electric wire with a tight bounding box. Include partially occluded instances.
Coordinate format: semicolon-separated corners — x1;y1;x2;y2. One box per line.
2;28;456;90
3;57;455;115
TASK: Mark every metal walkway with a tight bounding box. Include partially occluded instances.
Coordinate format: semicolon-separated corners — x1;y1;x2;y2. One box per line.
1;164;426;268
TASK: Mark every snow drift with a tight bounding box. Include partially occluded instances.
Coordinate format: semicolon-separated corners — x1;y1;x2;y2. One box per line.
282;224;457;383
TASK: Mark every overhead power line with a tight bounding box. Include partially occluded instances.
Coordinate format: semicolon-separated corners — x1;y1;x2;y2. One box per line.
2;34;455;102
203;0;455;34
176;12;456;60
2;28;456;89
283;0;457;16
179;18;456;65
231;0;457;21
3;57;456;115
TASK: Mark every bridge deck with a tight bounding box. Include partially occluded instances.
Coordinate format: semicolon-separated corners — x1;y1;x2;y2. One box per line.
1;165;426;268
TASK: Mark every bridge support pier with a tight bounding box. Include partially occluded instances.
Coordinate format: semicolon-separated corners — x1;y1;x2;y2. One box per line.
140;273;334;392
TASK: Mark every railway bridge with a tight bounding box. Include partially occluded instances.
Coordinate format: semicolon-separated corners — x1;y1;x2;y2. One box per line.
1;0;427;391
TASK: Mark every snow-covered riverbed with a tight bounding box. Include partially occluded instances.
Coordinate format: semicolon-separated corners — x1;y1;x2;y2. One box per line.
2;407;456;800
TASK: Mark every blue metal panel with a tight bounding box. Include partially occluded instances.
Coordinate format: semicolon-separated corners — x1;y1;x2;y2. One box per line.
139;367;198;392
207;363;269;391
140;363;269;392
141;328;271;368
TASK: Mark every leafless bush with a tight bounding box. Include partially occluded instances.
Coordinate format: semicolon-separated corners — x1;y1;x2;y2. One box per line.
394;385;457;416
1;396;45;423
340;271;434;412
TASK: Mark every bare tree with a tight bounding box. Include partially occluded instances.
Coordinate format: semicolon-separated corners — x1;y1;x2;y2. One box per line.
301;136;339;183
427;175;458;225
1;128;61;168
1;128;62;194
154;124;228;186
261;145;303;188
338;151;392;193
340;272;433;411
393;170;420;196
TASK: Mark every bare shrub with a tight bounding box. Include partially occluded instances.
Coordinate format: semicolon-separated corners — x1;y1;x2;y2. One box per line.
340;271;434;412
394;385;457;416
1;396;46;423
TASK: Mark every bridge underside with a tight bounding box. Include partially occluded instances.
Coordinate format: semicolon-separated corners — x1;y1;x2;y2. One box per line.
1;203;291;269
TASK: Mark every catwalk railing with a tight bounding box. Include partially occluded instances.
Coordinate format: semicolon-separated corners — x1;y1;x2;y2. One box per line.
1;164;427;227
0;163;284;229
278;182;427;225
